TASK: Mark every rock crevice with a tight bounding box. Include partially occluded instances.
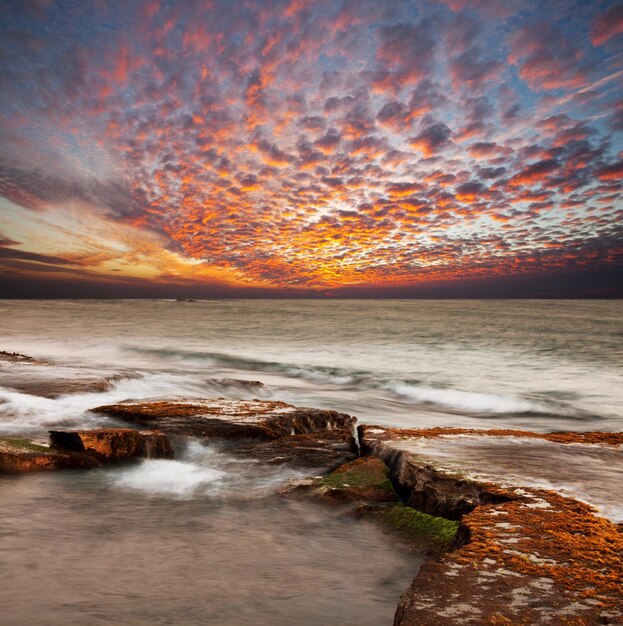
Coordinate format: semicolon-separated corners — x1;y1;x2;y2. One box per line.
358;425;623;626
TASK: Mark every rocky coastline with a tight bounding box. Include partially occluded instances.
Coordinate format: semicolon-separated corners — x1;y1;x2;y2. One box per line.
0;358;621;624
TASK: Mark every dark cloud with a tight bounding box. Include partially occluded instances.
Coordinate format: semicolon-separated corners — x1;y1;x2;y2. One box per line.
410;122;452;156
590;4;623;46
0;0;620;296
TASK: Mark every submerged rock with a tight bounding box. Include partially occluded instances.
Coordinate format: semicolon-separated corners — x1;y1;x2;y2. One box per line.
0;376;112;398
0;350;44;364
283;456;460;556
359;425;623;625
49;428;174;461
93;399;355;441
210;378;265;390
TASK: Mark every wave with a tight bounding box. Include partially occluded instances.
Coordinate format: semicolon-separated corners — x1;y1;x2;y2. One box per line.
0;388;116;434
108;459;226;497
108;440;306;500
124;346;365;386
125;346;581;417
383;381;567;415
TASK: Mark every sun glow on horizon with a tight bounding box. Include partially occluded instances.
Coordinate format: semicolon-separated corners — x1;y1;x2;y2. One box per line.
0;0;621;297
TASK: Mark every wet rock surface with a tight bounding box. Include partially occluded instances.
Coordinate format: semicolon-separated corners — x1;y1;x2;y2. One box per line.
1;428;173;473
0;350;43;364
230;429;357;471
0;376;112;398
0;436;100;472
49;428;174;461
359;425;623;625
94;399;356;441
94;399;357;474
283;456;460;557
359;426;513;520
2;387;621;624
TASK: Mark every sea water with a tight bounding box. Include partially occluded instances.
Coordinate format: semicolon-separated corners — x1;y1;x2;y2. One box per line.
0;299;621;623
0;299;621;433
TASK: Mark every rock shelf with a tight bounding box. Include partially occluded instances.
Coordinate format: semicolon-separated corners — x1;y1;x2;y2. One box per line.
94;399;356;441
95;398;358;472
0;428;173;472
2;391;621;624
359;425;623;625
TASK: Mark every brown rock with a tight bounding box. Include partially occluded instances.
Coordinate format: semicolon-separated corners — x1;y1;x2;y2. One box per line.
0;350;44;364
359;425;623;625
210;378;265;390
361;425;623;447
0;437;100;473
1;377;112;398
0;350;36;363
359;425;512;519
231;428;357;471
93;399;356;441
49;428;174;461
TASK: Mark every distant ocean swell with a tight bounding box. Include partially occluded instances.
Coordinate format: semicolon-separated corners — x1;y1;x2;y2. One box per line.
123;346;586;418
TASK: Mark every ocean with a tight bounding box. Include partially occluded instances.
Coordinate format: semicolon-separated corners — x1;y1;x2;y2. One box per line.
1;299;621;434
1;299;621;624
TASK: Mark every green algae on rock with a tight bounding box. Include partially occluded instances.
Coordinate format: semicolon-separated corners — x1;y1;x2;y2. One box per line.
284;456;460;556
0;428;174;473
359;425;623;625
366;503;459;556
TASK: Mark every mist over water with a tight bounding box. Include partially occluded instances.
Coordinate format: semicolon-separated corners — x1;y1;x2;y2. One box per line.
0;299;621;434
0;300;621;623
0;468;419;625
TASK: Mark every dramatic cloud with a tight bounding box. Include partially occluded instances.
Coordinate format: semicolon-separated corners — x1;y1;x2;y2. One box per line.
0;0;621;297
591;4;623;46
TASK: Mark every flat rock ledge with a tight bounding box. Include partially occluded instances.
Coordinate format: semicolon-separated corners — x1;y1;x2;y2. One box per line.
93;399;358;471
94;399;355;440
0;428;173;473
359;425;623;626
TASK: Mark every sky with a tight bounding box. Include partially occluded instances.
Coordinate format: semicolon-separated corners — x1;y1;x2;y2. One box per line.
0;0;622;298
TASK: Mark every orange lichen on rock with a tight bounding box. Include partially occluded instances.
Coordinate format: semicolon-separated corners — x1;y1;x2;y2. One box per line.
0;436;100;472
359;425;623;625
49;428;174;461
94;399;292;419
456;489;623;601
363;426;623;447
0;428;174;473
94;399;356;441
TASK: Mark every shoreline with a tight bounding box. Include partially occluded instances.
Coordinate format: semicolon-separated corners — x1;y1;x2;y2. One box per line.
1;375;622;624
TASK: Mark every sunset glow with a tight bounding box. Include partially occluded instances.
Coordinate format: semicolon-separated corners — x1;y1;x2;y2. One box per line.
1;0;622;297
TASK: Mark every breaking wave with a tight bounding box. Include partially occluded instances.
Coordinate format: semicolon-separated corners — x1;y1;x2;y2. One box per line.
108;459;226;497
124;346;364;386
124;346;580;417
383;381;569;415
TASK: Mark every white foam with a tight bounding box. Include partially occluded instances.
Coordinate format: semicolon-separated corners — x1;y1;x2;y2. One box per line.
0;388;108;433
109;460;225;497
0;372;225;434
386;381;557;414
